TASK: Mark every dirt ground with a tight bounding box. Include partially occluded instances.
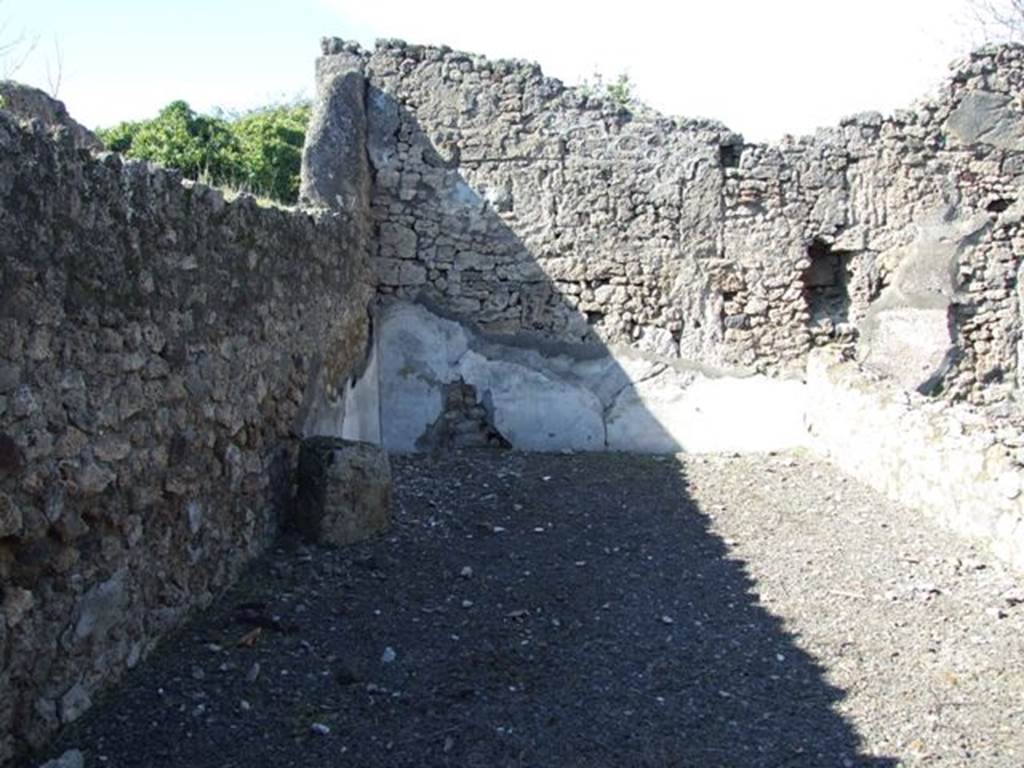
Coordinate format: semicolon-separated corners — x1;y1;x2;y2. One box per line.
25;450;1024;767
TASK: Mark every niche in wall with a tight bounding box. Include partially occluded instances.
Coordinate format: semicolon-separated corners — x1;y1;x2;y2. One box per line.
802;238;852;344
719;141;743;169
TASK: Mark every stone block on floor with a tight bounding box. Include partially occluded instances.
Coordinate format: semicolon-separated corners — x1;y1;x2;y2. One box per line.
296;437;392;547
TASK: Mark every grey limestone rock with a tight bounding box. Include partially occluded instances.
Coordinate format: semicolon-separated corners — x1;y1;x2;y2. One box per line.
0;493;22;538
945;90;1024;150
38;750;84;768
58;684;91;725
72;571;127;645
858;209;987;392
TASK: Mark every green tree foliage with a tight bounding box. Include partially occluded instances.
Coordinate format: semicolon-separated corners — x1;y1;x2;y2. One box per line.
96;119;141;153
127;100;239;181
231;103;310;203
605;73;634;106
579;71;637;110
97;99;310;204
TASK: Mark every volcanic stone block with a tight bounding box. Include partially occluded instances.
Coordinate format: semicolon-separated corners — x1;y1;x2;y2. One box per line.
945;90;1024;150
296;437;391;546
300;47;370;212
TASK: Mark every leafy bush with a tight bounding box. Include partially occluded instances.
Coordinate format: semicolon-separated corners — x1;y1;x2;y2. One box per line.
97;99;311;204
605;73;633;106
579;71;637;109
231;103;310;203
96;119;141;153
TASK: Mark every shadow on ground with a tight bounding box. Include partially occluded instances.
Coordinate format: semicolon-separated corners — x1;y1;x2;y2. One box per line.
31;451;894;768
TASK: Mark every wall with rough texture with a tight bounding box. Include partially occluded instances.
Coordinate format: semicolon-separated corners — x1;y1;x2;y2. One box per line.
359;39;739;365
0;111;371;761
297;39;1024;570
0;82;101;153
303;39;1024;460
323;40;1023;394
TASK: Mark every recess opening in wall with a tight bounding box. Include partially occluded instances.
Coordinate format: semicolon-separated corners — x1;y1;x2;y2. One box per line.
985;197;1015;213
719;141;742;169
802;238;852;344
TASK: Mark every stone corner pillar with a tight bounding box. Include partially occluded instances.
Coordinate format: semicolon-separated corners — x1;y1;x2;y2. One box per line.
299;43;370;215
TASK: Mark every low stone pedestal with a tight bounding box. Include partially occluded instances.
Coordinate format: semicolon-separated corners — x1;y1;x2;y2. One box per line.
296;437;392;546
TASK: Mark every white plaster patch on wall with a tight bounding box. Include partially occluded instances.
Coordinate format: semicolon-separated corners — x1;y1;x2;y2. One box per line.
607;373;808;454
457;350;606;452
341;331;382;445
359;301;811;455
806;350;1024;569
370;303;467;451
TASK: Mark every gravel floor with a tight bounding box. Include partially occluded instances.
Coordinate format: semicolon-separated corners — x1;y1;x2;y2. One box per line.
27;450;1024;767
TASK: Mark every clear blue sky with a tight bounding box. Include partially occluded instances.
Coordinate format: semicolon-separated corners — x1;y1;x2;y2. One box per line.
4;0;985;142
4;0;362;123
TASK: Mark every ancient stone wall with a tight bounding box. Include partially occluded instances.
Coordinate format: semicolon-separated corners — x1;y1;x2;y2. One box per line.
300;38;1024;566
312;40;1024;413
0;111;371;761
360;39;740;366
